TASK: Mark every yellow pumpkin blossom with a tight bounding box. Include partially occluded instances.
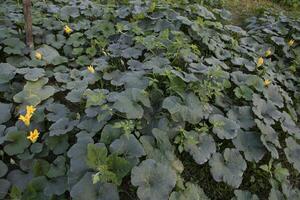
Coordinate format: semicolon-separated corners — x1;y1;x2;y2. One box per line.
27;129;40;143
19;114;31;126
265;49;272;57
26;105;36;116
64;25;73;34
87;65;95;73
257;57;264;67
35;51;43;60
264;79;271;87
18;105;36;126
288;39;294;46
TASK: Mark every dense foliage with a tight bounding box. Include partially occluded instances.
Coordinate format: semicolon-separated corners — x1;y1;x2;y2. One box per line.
0;0;300;199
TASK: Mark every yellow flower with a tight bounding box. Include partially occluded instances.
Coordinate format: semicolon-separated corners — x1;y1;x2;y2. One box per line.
257;57;264;67
19;114;31;126
64;25;73;34
288;39;294;46
26;105;36;116
264;79;271;87
87;65;95;74
27;129;40;143
35;51;42;60
19;105;36;126
265;49;272;57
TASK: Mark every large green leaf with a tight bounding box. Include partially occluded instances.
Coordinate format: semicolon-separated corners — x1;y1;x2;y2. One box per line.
109;134;145;158
170;182;209;200
4;131;30;156
209;148;247;188
0;63;16;84
112;88;151;119
184;131;216;165
0;179;11;199
13;78;56;106
233;131;266;162
0;103;12;124
252;94;281;125
163;93;210;124
86;143;107;170
209;114;240;139
131;159;177;200
83;89;108;108
0;160;8;178
284;137;300;172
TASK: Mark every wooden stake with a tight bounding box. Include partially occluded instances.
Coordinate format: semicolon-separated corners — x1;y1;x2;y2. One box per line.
23;0;33;48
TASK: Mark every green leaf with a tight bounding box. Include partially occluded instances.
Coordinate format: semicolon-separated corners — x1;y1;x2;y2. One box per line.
170;182;209;200
232;190;259;200
255;119;280;159
233;131;266;162
0;160;8;178
86;143;107;170
209;114;240;139
32;159;50;176
280;112;300;139
7;170;33;191
131;159;177;200
109;134;145;158
112;88;150;119
13;77;56;106
49;118;78;136
284;137;300;172
100;124;123;145
47;156;66;178
0;63;16;84
0;179;11;199
44;176;67;196
252;94;281;125
0;103;12;124
34;45;61;64
70;172;119;200
184;131;216;165
17;68;45;81
106;154;131;185
227;106;255;130
83;89;108;108
4;131;30;156
22;176;48;200
209;148;247;188
162;93;209;124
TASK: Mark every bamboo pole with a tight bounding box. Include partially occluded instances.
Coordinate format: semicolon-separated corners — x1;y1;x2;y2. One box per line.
23;0;33;48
